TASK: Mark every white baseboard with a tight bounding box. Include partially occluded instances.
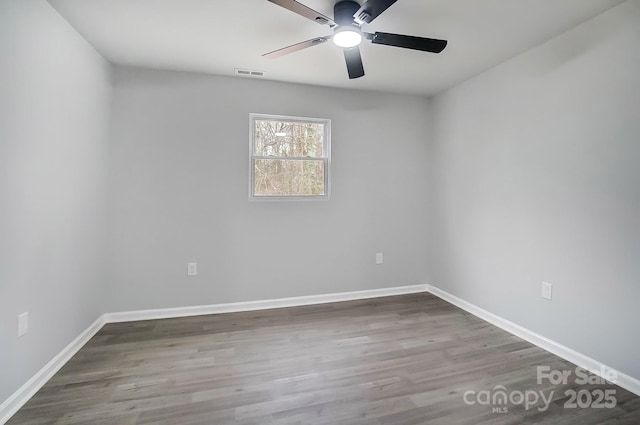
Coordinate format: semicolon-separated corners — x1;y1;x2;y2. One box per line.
4;282;637;424
0;316;106;424
426;284;640;397
104;284;429;323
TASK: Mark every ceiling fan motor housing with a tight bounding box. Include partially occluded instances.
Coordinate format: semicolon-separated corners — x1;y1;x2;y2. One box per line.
334;1;360;26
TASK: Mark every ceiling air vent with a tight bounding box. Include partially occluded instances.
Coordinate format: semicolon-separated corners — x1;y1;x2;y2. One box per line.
234;68;265;78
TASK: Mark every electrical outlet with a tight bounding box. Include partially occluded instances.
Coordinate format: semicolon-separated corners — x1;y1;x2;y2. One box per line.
541;282;552;300
187;262;197;276
18;312;28;338
376;253;383;265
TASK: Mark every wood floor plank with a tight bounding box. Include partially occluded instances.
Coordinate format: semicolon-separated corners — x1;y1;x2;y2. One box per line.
7;293;639;424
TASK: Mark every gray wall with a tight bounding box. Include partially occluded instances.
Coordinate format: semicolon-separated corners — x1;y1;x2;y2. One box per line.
107;67;430;312
428;1;640;379
0;0;112;402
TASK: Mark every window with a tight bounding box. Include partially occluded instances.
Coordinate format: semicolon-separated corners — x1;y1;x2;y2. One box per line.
250;114;330;200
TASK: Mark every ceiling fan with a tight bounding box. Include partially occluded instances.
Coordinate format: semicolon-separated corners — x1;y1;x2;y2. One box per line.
263;0;448;79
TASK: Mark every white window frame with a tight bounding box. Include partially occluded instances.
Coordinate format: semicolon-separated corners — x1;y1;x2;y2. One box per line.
249;113;331;201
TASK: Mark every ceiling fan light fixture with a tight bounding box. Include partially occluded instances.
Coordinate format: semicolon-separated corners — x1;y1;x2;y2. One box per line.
333;26;362;48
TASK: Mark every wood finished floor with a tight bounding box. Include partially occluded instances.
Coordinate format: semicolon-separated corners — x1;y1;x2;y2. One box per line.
8;293;640;425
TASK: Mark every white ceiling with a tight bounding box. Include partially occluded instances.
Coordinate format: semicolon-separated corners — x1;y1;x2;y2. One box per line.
48;0;624;96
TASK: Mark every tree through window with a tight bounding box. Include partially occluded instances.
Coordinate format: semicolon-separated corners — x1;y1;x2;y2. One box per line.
250;114;330;199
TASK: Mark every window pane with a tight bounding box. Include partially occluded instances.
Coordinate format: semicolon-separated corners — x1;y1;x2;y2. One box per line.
254;159;325;196
254;120;325;158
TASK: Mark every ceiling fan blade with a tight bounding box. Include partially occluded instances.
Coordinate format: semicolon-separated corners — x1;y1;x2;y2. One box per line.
344;47;365;79
370;32;448;53
353;0;398;24
267;0;336;27
263;36;330;58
